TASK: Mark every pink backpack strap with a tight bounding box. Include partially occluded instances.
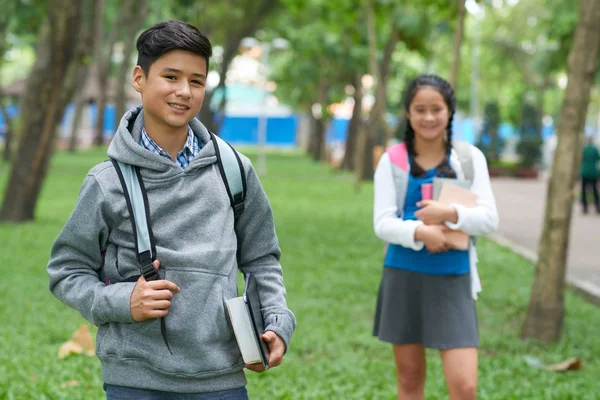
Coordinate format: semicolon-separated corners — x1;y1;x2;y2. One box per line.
387;142;409;171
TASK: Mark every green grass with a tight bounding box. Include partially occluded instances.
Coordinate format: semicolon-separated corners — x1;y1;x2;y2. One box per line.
1;148;599;399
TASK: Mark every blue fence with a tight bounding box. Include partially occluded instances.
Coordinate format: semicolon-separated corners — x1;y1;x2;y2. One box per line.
219;116;298;147
0;103;560;146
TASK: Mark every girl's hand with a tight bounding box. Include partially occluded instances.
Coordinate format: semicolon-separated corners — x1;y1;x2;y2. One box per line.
415;200;457;226
415;224;453;253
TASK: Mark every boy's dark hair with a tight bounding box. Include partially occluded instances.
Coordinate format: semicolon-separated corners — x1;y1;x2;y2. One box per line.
402;74;457;178
136;20;212;76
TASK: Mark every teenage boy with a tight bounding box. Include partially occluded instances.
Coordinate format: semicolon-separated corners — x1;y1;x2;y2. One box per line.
47;20;295;399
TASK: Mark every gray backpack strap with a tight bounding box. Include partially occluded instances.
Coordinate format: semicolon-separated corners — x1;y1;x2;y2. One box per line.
390;163;409;218
210;133;246;220
451;141;478;247
209;133;247;270
110;158;171;354
452;140;474;184
110;160;156;278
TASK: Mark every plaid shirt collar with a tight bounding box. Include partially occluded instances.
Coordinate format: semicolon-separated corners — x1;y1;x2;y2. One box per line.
139;126;202;169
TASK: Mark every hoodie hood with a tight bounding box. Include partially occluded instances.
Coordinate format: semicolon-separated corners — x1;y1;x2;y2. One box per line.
107;105;218;176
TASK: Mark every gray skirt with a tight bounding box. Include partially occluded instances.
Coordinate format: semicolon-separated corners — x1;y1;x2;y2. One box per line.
373;267;479;349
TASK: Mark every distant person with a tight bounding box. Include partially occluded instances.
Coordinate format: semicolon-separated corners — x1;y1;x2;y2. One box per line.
372;75;499;400
47;20;295;399
581;136;600;214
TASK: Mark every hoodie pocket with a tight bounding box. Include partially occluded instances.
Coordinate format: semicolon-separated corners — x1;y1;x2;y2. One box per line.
120;267;242;376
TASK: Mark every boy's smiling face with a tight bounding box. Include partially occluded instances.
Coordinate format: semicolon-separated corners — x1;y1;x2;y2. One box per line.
132;49;207;134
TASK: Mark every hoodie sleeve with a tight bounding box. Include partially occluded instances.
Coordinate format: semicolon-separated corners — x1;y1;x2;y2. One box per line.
235;160;296;351
47;174;136;326
444;146;500;236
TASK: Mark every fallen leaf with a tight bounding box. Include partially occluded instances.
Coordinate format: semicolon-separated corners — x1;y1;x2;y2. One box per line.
58;341;84;358
58;325;95;358
523;355;546;369
547;358;582;372
60;380;80;389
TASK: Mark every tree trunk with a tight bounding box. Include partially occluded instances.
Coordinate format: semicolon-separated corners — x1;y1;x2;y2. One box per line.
358;127;376;181
115;0;148;125
210;43;240;133
308;114;325;162
450;0;467;90
67;89;87;152
308;76;328;162
92;0;106;146
65;0;97;153
197;0;281;133
93;0;127;146
198;89;216;132
521;0;600;342
357;0;398;183
0;1;86;222
341;73;363;171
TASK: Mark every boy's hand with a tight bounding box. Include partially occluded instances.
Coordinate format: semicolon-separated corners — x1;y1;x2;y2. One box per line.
245;331;285;373
415;200;458;226
415;224;453;254
130;260;180;322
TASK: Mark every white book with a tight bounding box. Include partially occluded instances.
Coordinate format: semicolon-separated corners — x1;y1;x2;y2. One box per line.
225;273;270;369
226;297;263;365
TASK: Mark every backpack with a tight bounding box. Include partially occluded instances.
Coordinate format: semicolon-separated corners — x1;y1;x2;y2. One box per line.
387;140;474;185
383;140;476;253
109;132;246;354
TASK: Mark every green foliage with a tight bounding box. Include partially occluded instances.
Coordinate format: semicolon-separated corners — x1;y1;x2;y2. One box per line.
2;149;600;398
477;102;504;162
516;103;543;168
516;136;543;169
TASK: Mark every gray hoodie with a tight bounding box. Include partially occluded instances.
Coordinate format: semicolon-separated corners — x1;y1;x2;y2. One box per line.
47;105;296;393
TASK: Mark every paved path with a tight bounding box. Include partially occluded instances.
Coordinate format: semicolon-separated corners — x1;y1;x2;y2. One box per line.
489;177;600;302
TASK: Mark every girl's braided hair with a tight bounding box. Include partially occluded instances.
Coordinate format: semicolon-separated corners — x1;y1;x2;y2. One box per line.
403;75;456;178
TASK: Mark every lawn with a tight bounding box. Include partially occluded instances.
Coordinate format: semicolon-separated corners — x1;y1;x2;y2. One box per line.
1;148;599;399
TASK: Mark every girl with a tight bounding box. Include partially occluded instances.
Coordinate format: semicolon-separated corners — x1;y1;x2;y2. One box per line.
372;75;499;400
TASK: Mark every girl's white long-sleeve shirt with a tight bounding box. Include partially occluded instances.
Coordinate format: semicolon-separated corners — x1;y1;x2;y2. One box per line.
373;144;499;299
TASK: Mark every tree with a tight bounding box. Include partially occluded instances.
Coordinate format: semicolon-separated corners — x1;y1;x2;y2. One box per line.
0;0;50;160
92;0;132;146
268;0;367;162
522;0;600;342
450;0;466;89
0;0;90;222
184;0;281;133
340;73;362;171
114;0;150;127
355;1;432;183
477;101;503;163
355;0;399;184
515;102;543;169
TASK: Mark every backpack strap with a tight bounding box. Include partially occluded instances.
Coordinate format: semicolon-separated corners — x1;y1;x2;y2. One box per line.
209;133;247;269
110;160;157;280
110;159;172;354
389;140;474;184
452;140;474;184
387;142;409;171
210;133;246;222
